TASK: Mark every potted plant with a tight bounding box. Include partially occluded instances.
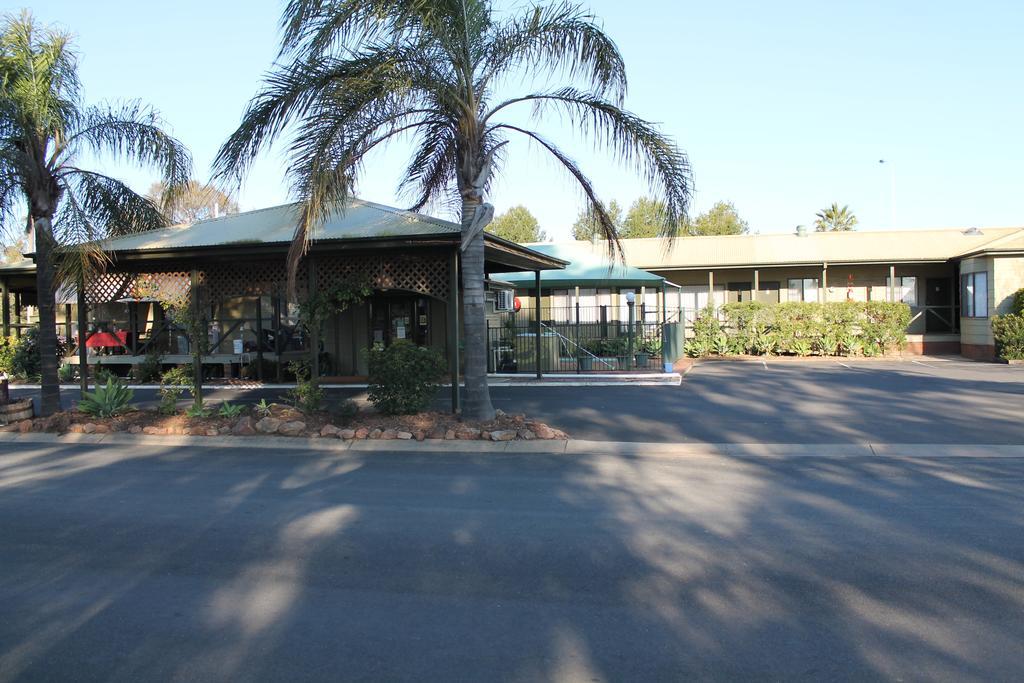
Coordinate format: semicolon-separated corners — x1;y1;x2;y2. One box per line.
636;336;661;368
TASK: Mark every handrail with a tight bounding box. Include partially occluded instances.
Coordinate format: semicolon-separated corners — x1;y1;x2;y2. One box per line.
538;321;616;369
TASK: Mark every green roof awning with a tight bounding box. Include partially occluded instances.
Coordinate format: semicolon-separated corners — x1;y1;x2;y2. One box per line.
499;242;663;289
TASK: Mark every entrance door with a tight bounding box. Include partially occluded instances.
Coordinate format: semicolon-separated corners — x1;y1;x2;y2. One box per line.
925;278;955;332
369;294;431;347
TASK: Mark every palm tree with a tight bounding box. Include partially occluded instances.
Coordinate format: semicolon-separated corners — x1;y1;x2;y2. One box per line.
815;203;858;232
214;0;692;421
0;12;191;415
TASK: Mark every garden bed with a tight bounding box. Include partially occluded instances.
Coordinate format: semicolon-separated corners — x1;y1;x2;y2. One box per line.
0;402;568;442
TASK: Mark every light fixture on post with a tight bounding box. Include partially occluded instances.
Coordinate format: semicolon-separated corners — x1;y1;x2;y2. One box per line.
625;291;635;371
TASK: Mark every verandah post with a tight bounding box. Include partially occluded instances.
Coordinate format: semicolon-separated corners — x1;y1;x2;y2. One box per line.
255;295;264;381
77;279;87;393
1;278;8;337
190;269;202;404
308;256;320;382
534;270;542;380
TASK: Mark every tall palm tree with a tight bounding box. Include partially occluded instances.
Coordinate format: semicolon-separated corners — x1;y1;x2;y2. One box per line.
0;11;191;415
815;202;858;232
214;0;692;420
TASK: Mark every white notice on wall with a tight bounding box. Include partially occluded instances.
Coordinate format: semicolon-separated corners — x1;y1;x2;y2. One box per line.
396;326;406;339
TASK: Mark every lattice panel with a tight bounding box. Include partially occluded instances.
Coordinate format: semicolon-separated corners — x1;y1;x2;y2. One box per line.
318;253;449;300
203;262;308;301
85;271;193;305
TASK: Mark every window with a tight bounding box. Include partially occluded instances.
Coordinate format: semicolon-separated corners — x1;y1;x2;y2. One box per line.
878;276;918;305
756;281;781;304
551;289;571;322
642;290;659;322
728;282;752;303
787;278;819;302
961;272;988;318
576;288;597;322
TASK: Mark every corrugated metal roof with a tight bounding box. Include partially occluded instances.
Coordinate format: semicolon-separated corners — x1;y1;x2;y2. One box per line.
0;256;34;272
613;227;1024;269
499;242;663;287
99;198;459;253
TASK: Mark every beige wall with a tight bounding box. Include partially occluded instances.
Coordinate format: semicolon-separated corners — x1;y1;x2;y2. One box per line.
959;256;994;347
993;255;1024;315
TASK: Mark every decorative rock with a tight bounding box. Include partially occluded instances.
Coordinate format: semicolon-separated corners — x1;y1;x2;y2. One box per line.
456;427;481;440
380;429;397;440
218;426;231;435
551;429;569;440
110;421;126;432
490;429;517;441
369;428;382;439
142;426;165;435
413;430;426;442
0;423;20;432
517;429;536;440
128;425;143;435
397;431;413;440
231;416;256;436
494;408;505;418
256;417;282;434
480;431;490;441
206;428;219;437
188;426;207;436
354;427;369;439
278;420;306;437
80;422;97;435
427;428;445;440
531;423;555;440
339;429;356;440
320;424;340;438
444;429;456;440
93;424;110;434
16;419;33;433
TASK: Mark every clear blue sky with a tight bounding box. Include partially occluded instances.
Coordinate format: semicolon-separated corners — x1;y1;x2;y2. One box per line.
29;0;1024;239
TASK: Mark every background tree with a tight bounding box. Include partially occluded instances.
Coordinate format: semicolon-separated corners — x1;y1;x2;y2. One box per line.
815;203;858;231
572;199;621;240
214;0;692;420
0;12;191;414
622;197;668;238
689;200;748;236
485;205;545;243
146;180;238;224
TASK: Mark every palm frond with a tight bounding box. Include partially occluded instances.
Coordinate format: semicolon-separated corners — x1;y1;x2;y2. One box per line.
489;122;620;259
482;2;626;101
486;87;691;234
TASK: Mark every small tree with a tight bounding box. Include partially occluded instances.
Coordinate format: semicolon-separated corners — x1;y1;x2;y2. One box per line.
689;200;748;236
485;205;545;243
622;197;668;238
815;203;858;231
572;200;622;241
146;180;238;224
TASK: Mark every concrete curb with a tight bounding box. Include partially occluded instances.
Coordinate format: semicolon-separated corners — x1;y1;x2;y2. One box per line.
1;432;1022;459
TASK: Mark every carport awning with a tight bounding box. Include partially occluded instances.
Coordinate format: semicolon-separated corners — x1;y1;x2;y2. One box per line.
498;242;664;289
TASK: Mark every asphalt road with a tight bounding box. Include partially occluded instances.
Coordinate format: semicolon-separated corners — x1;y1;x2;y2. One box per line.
2;442;1023;681
13;358;1024;443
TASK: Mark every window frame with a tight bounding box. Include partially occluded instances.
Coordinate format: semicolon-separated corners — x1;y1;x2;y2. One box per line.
960;271;988;319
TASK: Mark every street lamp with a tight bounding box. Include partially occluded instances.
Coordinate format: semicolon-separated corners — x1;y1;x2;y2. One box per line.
625;291;635;371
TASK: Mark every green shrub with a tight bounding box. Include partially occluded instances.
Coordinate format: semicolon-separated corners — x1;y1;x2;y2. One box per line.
284;361;323;413
992;314;1024;360
185;404;211;418
367;340;446;415
708;301;910;357
218;401;245;418
93;366;118;385
7;327;68;379
78;378;134;418
158;365;192;416
58;363;76;382
0;336;16;374
1011;288;1024;316
133;349;163;383
254;398;272;417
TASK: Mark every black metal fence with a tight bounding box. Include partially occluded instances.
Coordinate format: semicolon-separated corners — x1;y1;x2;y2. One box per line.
487;306;667;373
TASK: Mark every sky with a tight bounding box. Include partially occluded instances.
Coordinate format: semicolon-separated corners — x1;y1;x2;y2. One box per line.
26;0;1024;240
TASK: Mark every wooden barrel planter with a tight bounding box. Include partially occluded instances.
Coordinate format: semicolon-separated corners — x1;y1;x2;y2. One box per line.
0;399;34;425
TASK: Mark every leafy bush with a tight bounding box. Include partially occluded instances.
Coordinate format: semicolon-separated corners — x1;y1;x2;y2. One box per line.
7;328;68;379
218;401;245;418
185;404;211;418
93;366;119;385
284;361;323;413
58;363;76;382
0;336;16;374
78;378;134;418
1011;288;1024;317
133;349;163;383
367;340;446;415
689;301;910;357
333;398;359;422
254;398;272;417
992;314;1024;360
158;366;192;415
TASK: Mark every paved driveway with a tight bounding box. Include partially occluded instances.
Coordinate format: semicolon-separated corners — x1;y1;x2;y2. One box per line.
494;358;1024;443
2;442;1023;681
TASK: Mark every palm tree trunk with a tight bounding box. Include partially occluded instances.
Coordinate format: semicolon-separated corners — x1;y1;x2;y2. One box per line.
460;197;496;422
32;215;61;416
